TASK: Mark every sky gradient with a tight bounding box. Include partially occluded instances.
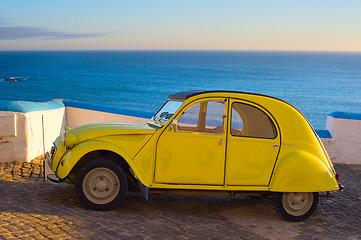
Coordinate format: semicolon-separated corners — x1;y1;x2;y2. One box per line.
1;0;361;51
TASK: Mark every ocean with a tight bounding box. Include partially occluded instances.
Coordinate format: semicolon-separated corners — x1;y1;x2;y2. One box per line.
0;50;360;129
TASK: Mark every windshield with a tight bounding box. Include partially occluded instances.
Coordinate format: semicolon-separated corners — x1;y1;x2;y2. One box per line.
148;100;184;128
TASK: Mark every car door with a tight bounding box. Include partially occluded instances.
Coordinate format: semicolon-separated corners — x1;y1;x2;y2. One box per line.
155;98;227;185
225;99;281;186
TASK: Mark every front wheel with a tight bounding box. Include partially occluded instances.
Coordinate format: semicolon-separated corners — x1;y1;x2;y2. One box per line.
274;192;319;221
75;159;128;210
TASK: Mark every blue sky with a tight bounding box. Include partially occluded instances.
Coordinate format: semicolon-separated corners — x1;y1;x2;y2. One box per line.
1;0;361;51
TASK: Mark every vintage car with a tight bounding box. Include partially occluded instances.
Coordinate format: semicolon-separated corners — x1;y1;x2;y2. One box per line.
45;90;341;221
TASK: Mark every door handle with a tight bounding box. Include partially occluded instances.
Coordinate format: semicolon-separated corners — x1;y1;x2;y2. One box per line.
273;144;280;148
219;139;224;145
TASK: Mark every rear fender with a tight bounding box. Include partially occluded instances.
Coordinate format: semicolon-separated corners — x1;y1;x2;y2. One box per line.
55;141;145;184
269;150;339;192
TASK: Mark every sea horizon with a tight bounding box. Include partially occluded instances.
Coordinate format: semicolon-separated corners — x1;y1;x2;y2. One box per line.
1;49;361;53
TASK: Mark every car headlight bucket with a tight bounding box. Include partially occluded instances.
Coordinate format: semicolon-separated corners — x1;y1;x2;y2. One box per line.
62;133;77;148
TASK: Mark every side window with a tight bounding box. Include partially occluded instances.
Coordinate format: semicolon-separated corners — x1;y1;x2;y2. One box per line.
177;100;225;134
231;102;277;139
177;103;200;131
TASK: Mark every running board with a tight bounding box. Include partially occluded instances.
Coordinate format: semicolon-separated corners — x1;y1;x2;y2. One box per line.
149;189;266;198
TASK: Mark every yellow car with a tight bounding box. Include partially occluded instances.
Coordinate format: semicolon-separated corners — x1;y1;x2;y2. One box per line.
45;90;341;221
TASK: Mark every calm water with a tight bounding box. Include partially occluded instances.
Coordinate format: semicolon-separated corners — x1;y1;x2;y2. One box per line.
0;50;360;129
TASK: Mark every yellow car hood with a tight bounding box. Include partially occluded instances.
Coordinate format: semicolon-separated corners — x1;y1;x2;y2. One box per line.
65;123;156;145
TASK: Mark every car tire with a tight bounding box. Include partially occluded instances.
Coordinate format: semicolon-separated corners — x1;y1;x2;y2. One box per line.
273;192;319;221
75;158;127;210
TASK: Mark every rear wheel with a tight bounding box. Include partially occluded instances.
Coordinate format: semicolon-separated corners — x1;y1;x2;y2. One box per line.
75;158;127;210
274;192;319;221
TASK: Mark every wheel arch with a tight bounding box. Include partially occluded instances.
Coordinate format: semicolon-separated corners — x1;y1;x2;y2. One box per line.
69;150;138;190
269;150;339;192
56;141;144;187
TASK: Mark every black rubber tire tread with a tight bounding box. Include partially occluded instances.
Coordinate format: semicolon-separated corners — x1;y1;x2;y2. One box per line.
273;192;319;222
75;158;128;210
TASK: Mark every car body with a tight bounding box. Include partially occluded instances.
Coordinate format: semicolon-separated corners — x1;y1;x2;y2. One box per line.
45;90;341;221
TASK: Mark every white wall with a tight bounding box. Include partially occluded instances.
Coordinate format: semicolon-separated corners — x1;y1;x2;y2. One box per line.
321;116;361;164
0;112;24;162
25;108;66;161
0;100;149;163
0;108;66;162
0;103;149;162
66;107;148;128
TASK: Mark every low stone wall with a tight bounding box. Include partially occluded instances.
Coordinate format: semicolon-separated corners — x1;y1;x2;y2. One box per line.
0;99;153;163
0;100;66;162
320;112;361;165
63;100;152;128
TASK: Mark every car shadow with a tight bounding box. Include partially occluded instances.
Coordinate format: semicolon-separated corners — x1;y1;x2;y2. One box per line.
0;179;272;218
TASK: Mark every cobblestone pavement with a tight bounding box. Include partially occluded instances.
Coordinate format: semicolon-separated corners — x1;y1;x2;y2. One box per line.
0;160;360;240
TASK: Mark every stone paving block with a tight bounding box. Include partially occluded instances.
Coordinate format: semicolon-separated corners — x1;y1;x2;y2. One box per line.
30;157;44;166
0;233;15;239
12;165;22;175
51;236;71;240
16;237;32;240
22;162;31;168
31;166;42;176
27;233;45;239
21;169;31;178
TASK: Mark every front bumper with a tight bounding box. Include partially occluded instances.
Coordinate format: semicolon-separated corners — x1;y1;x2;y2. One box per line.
43;152;60;183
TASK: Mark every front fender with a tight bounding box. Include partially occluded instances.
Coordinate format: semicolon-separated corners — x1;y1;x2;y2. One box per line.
269;150;339;192
55;141;145;184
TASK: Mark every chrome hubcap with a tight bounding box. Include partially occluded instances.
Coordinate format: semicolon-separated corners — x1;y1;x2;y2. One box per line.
94;179;107;192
